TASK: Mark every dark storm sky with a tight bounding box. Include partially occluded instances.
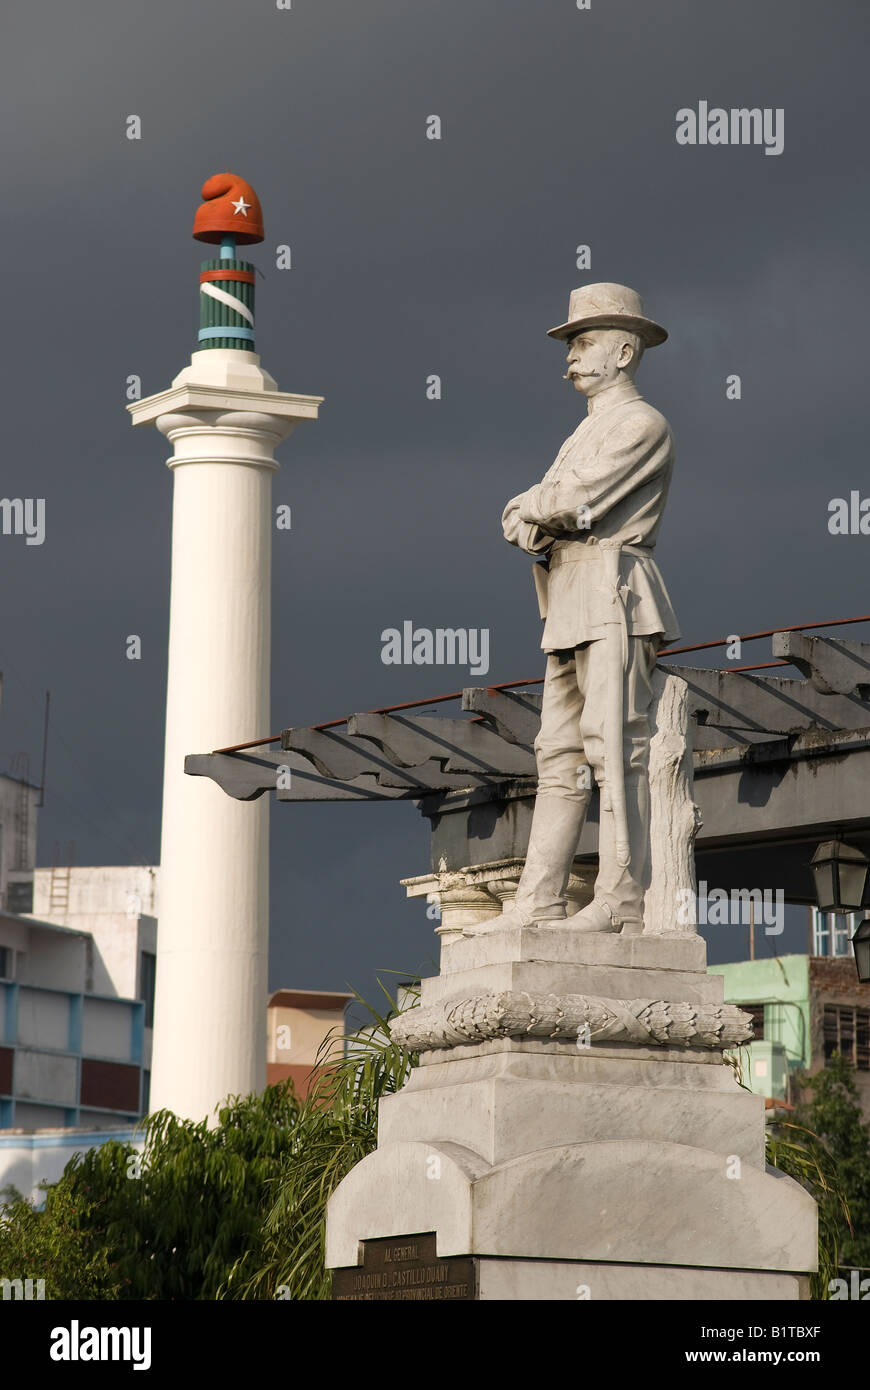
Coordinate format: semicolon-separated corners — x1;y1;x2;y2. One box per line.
1;0;867;994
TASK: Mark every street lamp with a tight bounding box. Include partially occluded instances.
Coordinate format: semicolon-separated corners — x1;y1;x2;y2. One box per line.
810;840;870;982
810;840;870;913
851;919;870;984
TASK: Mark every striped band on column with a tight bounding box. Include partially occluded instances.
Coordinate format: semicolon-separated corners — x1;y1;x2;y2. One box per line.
198;259;256;351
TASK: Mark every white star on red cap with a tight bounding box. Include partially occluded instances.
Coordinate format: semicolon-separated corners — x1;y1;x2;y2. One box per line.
232;196;251;217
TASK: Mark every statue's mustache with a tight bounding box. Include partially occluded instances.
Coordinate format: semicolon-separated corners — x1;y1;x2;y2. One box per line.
563;370;601;380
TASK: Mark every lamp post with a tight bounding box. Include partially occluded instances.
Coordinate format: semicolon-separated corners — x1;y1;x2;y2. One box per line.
810;840;870;983
810;840;869;912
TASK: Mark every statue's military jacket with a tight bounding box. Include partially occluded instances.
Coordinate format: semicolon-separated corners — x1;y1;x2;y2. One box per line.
503;378;681;653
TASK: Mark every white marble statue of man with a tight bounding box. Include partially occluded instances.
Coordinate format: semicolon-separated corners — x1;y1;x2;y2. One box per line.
480;283;681;936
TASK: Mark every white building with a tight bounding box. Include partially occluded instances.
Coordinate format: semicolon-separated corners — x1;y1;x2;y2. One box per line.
0;865;157;1197
0;867;158;1132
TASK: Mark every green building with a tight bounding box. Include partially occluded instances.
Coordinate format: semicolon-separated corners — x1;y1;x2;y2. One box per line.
709;911;870;1117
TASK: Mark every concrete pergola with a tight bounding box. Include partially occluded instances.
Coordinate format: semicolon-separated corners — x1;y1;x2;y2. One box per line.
187;627;870;914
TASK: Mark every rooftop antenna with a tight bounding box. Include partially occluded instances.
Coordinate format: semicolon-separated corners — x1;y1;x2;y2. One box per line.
37;690;50;808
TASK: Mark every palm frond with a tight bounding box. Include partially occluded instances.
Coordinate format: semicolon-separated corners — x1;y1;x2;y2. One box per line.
220;981;418;1300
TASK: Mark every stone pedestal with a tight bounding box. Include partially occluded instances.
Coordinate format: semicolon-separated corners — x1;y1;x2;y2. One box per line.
326;926;817;1299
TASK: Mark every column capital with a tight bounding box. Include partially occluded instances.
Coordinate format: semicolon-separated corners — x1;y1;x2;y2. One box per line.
155;409;301;471
128;383;322;431
127;350;322;431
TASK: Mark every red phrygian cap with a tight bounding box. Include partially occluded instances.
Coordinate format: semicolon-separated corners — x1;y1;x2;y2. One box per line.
193;172;265;245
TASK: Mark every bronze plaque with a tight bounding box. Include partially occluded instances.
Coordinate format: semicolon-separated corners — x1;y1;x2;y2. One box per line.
332;1232;477;1301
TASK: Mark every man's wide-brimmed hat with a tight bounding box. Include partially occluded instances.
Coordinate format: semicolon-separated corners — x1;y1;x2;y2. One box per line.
547;282;667;346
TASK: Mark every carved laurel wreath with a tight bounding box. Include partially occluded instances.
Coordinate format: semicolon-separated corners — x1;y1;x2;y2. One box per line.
390;990;753;1053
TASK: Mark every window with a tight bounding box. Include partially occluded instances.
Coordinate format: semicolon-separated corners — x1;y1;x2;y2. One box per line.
140;951;157;1029
0;947;8;980
80;1059;141;1112
833;915;853;958
742;1004;765;1040
824;1006;870;1071
813;909;860;958
6;881;33;915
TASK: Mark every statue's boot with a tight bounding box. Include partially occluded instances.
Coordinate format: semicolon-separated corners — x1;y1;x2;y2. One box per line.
573;774;650;935
463;790;590;936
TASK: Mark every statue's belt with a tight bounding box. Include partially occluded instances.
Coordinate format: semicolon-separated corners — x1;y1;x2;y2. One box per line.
547;540;653;568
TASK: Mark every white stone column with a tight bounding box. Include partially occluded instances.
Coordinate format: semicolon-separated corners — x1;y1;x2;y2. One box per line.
130;350;321;1121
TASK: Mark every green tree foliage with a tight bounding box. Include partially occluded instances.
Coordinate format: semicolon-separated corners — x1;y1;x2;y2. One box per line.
766;1120;852;1299
0;1175;122;1299
792;1051;870;1270
0;1082;300;1300
0;990;409;1302
221;989;415;1301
